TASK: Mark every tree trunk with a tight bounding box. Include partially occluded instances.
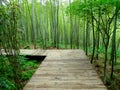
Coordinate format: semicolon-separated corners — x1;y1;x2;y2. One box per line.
110;9;118;79
91;16;95;63
69;0;73;49
90;6;95;63
104;46;108;84
96;7;100;59
85;17;89;55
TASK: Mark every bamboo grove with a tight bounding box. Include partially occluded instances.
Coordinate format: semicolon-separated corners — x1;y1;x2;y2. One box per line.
19;0;82;49
0;1;23;90
68;0;120;86
21;0;120;88
20;0;120;85
0;0;120;90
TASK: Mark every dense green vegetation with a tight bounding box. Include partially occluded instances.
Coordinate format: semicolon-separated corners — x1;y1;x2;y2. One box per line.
67;0;120;90
0;1;40;89
0;0;120;90
0;1;23;89
0;55;40;89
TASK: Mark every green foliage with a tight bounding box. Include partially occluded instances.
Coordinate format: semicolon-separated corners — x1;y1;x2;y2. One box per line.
66;0;120;88
116;49;120;57
0;56;15;90
105;73;120;90
1;0;120;90
0;55;39;90
21;58;39;86
0;77;15;90
46;40;54;48
114;65;120;72
67;0;120;17
14;56;38;81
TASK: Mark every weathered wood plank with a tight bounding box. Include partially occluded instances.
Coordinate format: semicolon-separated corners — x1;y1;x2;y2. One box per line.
23;88;107;90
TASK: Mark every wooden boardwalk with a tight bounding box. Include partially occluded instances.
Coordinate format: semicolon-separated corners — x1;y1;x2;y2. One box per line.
23;49;107;90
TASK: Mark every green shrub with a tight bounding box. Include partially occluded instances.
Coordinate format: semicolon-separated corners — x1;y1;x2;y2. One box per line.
0;77;15;90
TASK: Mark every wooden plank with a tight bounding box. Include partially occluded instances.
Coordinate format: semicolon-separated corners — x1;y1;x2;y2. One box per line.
23;88;107;90
20;49;46;55
24;82;106;89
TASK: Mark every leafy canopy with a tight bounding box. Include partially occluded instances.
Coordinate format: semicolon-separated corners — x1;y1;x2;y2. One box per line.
66;0;120;16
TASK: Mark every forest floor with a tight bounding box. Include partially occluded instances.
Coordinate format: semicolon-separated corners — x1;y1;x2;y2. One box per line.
23;49;107;90
93;59;120;90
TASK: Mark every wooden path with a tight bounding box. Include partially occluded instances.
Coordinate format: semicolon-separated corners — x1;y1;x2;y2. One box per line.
23;49;107;90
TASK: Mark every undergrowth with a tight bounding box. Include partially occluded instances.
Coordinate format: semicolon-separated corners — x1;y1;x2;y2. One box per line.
0;56;40;90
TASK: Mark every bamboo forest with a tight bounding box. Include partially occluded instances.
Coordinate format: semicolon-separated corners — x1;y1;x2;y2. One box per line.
0;0;120;90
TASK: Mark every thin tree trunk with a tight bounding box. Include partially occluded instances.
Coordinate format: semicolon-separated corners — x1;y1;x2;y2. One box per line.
96;7;100;59
32;0;36;48
91;16;95;63
85;17;89;55
110;9;118;79
83;14;86;51
104;46;108;83
69;0;73;49
90;5;95;63
56;0;59;48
